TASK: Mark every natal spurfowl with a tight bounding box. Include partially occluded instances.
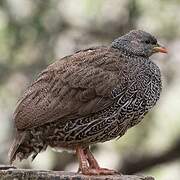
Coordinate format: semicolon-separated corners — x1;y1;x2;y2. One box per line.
9;30;167;175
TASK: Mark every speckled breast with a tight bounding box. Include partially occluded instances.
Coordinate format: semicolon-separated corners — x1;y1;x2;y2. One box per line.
110;58;162;135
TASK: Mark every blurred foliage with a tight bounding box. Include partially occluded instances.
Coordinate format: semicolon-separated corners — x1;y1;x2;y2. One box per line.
0;1;180;180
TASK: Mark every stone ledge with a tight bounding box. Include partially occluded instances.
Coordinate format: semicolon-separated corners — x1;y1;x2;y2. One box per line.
0;165;155;180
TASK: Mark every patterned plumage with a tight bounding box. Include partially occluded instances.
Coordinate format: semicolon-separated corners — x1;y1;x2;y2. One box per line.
9;30;167;175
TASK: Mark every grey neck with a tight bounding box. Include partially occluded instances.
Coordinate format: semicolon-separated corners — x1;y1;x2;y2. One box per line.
111;44;142;59
111;37;149;58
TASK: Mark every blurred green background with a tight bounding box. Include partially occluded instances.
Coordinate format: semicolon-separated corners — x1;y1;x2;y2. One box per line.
0;0;180;179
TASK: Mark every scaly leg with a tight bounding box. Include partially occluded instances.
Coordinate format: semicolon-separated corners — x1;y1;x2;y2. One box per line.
76;146;119;175
85;147;118;174
76;147;89;173
84;147;100;169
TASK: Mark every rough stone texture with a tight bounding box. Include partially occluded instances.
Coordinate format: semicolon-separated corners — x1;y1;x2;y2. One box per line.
0;165;155;180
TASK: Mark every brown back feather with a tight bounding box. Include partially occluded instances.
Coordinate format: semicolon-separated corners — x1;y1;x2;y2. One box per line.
14;47;125;130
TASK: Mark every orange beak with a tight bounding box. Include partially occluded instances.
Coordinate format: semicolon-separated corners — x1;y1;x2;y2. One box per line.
153;45;168;54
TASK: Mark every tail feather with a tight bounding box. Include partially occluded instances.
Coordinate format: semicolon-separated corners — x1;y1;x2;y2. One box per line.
8;131;26;164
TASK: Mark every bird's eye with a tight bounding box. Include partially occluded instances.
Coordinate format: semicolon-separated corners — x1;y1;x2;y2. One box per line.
145;40;151;44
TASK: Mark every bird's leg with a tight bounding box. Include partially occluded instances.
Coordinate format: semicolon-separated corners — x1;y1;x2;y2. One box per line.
84;147;100;169
76;147;89;173
84;147;119;174
76;146;119;175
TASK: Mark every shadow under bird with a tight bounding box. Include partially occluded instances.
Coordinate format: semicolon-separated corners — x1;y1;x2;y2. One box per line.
9;30;168;175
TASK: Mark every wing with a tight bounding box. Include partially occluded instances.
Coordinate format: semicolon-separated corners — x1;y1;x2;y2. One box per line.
14;47;125;130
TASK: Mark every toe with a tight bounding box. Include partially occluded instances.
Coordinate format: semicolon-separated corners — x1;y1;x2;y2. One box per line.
82;168;120;175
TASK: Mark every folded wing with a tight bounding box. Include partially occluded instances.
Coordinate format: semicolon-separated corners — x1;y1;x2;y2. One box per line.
14;47;123;130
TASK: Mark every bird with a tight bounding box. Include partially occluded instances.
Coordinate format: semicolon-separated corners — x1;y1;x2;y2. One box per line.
8;30;167;175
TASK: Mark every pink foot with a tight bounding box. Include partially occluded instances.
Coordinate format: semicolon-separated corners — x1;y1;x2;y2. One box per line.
82;167;119;175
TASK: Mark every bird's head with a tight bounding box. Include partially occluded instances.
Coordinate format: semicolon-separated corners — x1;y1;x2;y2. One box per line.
111;30;168;58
